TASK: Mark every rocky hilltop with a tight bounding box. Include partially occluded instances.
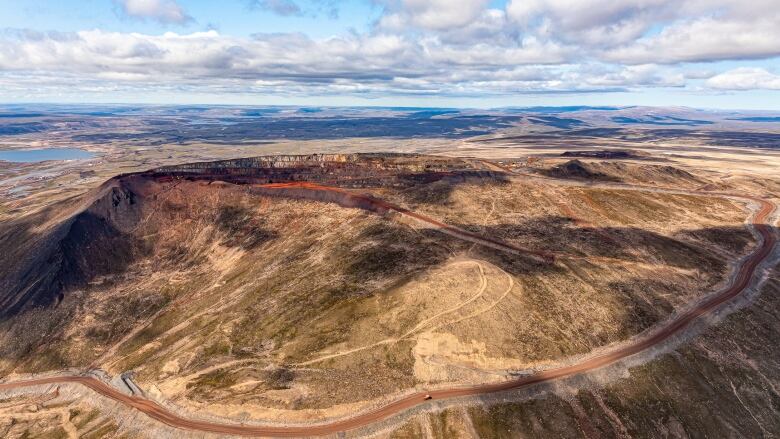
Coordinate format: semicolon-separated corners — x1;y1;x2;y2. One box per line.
149;153;497;188
0;153;503;318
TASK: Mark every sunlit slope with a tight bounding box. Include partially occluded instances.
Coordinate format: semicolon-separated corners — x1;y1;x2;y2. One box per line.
0;154;755;420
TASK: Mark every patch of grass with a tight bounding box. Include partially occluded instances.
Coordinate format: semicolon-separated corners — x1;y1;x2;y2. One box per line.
215;205;276;249
114;310;183;371
118;310;179;355
335;221;452;284
81;420;119;439
70;408;100;429
428;410;461;438
188;369;237;391
85;292;171;345
382;344;415;374
204;339;231;357
387;418;423;439
680;226;754;255
469;396;582;438
23;346;69;372
41;427;70;439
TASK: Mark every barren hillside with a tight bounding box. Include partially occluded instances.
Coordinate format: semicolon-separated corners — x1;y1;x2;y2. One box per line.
0;153;765;433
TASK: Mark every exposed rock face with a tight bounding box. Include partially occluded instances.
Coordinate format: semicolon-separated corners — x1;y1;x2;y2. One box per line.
0;180;147;317
544;159;619;181
156;154;356;171
561;149;639;159
541;159;702;187
0;153;502;318
150;153;497;188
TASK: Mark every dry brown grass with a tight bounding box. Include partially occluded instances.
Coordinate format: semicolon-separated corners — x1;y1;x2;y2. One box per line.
0;153;766;426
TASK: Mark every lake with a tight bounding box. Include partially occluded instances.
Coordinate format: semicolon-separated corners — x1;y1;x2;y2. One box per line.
0;148;95;162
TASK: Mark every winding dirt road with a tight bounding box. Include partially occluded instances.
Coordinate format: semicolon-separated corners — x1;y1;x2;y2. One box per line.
0;182;776;437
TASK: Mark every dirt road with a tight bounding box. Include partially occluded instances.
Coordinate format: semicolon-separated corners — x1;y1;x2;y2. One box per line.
0;185;776;437
254;182;556;262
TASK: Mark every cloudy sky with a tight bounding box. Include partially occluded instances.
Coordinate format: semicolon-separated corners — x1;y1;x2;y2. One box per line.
1;0;779;108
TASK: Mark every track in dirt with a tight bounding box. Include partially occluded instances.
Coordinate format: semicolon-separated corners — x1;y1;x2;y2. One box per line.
254;182;555;262
0;184;776;437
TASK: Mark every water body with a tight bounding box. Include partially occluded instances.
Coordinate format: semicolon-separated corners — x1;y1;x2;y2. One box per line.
728;117;780;123
0;148;95;162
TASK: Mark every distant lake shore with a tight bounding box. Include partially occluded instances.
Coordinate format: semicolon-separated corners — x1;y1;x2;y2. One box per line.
0;148;95;163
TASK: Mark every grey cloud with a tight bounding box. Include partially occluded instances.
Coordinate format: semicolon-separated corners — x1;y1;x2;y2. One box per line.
115;0;192;24
247;0;303;16
377;0;491;31
603;17;780;64
127;42;167;59
4;0;780;101
376;0;780;65
506;0;679;47
0;28;666;98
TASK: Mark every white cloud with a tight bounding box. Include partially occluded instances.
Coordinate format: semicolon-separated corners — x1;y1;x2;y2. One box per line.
378;0;490;31
605;17;780;64
421;36;570;66
584;64;685;88
374;0;780;66
706;68;780;90
0;29;690;98
507;0;780;63
506;0;679;47
116;0;191;24
2;0;780;100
